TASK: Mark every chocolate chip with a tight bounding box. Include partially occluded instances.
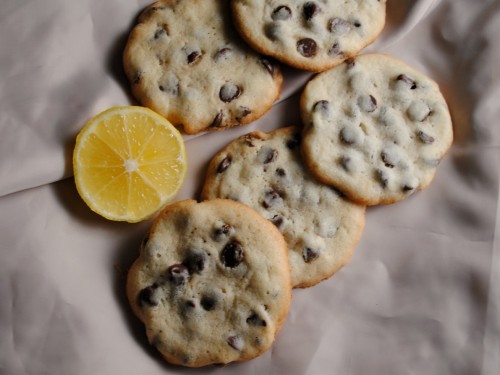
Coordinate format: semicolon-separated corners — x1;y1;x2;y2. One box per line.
275;168;286;177
262;189;283;208
358;95;377;112
402;184;415;192
286;133;301;150
397;74;417;89
213;223;234;241
381;151;396;168
242;133;261;147
158;76;179;96
247;312;267;327
220;240;244;268
217;156;232;173
354;20;362;28
183;252;207;274
167;264;189;286
272;5;292;21
219;83;242;103
214;47;232;62
313;100;332;114
417;130;435;144
200;295;217;311
227;335;243;351
153;25;168;39
132;71;142;84
271;215;284;228
187;51;201;65
260;58;276;76
328;42;342;56
345;58;356;69
264;149;278;164
297;38;317;57
376;169;389;188
303;247;319;263
340;156;352;172
210;111;223;128
303;2;320;20
236;106;252;122
328;17;351;35
139;284;160;307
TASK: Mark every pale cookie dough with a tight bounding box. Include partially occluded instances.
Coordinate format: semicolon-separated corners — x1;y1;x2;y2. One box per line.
127;199;291;367
124;0;283;134
201;127;366;288
231;0;387;72
300;54;454;205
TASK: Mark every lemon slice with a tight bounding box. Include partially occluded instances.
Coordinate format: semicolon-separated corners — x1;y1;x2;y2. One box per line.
73;106;187;222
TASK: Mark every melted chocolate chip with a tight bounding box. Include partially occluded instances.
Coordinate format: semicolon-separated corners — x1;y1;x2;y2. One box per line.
213;223;234;241
297;38;317;57
219;83;242;103
376;169;389;188
358;95;377;112
214;47;232;62
402;184;415;192
247;312;267;327
275;168;286;177
187;51;201;64
242;133;261;147
328;17;351;34
139;284;160;307
272;5;292;21
303;2;320;20
220;241;244;268
210;110;223;128
381;152;396;168
417;130;435;144
397;74;417;89
183;252;207;274
153;26;168;39
236;106;252;122
132;71;142;84
217;156;232;173
303;247;319;263
227;335;243;351
345;58;356;69
313;100;331;113
260;58;276;76
264;149;278;164
286;133;301;150
329;42;342;56
167;264;189;286
271;215;284;228
262;189;283;209
200;295;217;311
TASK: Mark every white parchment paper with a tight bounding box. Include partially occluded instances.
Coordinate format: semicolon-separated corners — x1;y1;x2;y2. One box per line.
1;1;499;374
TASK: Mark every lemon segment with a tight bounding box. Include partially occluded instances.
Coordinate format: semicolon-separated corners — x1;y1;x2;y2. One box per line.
73;106;187;222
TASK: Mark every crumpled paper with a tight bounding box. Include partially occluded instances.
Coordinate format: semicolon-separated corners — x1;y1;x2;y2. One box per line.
0;0;499;374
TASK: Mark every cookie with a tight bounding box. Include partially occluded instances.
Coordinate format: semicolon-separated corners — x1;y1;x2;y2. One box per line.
127;199;291;367
123;0;283;134
201;127;366;288
300;54;454;205
231;0;387;72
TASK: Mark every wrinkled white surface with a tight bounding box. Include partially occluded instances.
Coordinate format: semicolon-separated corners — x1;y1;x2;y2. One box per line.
1;0;499;374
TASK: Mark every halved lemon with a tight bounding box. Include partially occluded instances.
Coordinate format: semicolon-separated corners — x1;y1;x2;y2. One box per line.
73;106;187;222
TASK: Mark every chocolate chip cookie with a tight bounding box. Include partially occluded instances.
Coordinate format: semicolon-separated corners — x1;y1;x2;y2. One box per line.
300;54;454;205
123;0;283;134
201;127;366;288
231;0;387;72
127;199;291;367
